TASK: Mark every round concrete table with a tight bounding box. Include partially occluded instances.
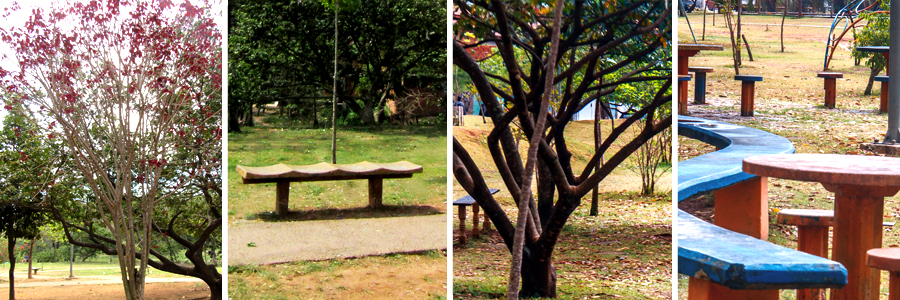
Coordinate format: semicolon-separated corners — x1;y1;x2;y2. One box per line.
744;154;900;300
678;44;724;115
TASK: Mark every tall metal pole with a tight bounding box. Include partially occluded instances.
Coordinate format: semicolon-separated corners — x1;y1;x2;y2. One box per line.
887;0;900;143
331;0;339;164
68;244;74;278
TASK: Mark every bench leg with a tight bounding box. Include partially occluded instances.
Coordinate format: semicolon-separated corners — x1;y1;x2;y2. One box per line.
881;81;890;113
368;177;383;208
891;271;900;300
824;78;837;108
796;225;829;300
740;81;755;117
472;203;481;238
680;80;690;114
458;205;467;245
276;181;290;215
694;72;708;104
483;211;492;233
688;277;779;300
679;80;690;115
714;176;769;240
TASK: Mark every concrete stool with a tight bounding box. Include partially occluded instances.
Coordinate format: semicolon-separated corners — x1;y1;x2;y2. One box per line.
778;209;896;300
867;248;900;300
689;67;714;104
817;72;843;108
735;75;763;117
876;75;890;113
678;75;692;115
777;209;833;300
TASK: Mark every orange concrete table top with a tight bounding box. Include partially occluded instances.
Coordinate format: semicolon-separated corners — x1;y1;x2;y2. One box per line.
742;154;900;187
867;248;900;272
744;153;900;300
680;44;725;52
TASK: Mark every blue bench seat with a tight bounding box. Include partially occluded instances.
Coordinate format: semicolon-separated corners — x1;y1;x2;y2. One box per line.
679;210;848;290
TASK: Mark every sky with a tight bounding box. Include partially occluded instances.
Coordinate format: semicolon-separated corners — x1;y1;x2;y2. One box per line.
0;0;225;121
0;0;225;72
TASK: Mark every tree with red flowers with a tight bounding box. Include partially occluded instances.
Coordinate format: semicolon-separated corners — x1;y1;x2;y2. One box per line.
0;1;222;299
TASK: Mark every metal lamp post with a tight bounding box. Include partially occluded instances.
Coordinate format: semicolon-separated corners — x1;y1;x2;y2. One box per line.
887;0;900;143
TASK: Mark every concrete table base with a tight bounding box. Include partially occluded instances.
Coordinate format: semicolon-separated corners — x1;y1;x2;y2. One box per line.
744;154;900;300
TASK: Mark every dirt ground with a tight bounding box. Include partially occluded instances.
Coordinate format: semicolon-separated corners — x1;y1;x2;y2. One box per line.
6;281;210;300
229;253;447;299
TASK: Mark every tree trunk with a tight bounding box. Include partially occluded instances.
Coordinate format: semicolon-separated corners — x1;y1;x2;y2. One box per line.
8;219;15;300
519;249;557;298
27;238;34;279
865;68;880;95
781;1;786;52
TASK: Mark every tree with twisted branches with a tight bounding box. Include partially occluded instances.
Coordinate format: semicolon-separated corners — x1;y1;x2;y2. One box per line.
453;0;671;297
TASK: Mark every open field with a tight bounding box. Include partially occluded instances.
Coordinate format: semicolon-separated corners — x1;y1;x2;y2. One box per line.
678;12;900;299
453;115;672;299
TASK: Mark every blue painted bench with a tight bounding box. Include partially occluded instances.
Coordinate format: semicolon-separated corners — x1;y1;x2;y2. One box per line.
677;116;847;298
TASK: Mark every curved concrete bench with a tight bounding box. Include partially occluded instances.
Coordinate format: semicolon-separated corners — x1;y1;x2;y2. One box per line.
677;116;847;299
678;116;795;201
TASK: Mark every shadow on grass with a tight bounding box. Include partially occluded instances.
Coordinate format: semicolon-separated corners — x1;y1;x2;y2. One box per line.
249;204;444;222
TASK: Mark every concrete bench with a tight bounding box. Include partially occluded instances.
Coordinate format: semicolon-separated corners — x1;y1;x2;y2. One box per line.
680;210;847;294
678;74;693;115
734;75;763;117
876;75;890;113
817;72;843;109
678;116;848;299
236;161;423;215
689;67;714;104
453;188;499;245
30;267;39;275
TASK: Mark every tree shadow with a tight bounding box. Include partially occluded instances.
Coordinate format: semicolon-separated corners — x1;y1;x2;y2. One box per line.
250;205;444;222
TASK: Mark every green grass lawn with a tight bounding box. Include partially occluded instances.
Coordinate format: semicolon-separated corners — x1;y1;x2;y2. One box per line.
453;116;672;299
228;118;447;221
678;12;899;299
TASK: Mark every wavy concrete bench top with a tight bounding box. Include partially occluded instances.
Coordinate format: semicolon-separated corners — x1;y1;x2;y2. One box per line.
236;161;423;183
678;210;847;290
677;116;795;201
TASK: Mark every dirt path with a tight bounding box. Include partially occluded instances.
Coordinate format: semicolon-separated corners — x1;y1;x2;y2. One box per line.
0;276;202;288
228;214;446;265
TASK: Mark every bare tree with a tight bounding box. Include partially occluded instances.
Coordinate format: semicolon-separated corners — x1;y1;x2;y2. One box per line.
454;0;671;296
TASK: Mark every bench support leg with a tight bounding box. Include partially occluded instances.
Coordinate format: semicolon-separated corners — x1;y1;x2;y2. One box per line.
679;79;690;115
891;271;900;300
368;177;383;208
472;203;481;237
797;226;829;300
458;205;467;245
694;72;708;104
688;277;779;300
714;176;769;240
276;181;290;216
823;78;837;108
483;211;492;233
881;81;890;113
740;82;756;117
